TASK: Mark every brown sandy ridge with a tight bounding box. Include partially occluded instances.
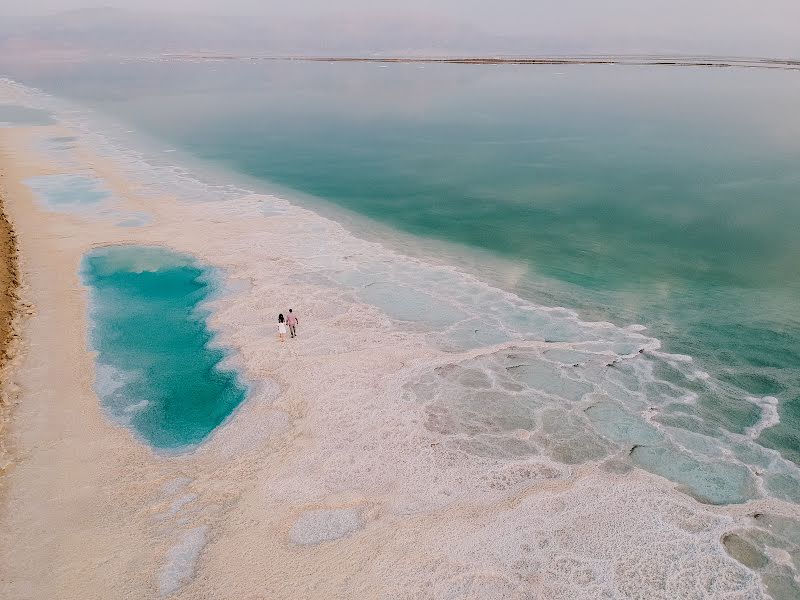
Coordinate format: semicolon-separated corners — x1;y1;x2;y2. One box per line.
0;177;21;470
0;187;19;367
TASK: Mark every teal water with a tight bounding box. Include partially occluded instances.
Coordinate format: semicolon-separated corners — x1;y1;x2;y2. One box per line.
8;60;800;465
83;245;246;449
0;103;54;125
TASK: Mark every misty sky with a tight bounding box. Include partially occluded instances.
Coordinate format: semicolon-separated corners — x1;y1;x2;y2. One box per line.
2;0;799;56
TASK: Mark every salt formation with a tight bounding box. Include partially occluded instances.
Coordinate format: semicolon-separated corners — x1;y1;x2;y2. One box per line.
157;526;209;597
289;508;364;545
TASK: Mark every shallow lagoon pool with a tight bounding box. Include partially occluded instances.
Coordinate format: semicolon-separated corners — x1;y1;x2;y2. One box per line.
25;173;111;212
83;245;246;450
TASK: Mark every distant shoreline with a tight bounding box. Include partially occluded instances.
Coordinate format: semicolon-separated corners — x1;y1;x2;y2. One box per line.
156;54;800;70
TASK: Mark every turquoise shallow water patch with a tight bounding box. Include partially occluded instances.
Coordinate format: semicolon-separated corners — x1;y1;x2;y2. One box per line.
25;173;111;212
83;245;246;450
25;173;153;225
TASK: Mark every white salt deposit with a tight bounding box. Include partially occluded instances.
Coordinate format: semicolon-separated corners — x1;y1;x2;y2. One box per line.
157;526;209;597
160;477;193;498
746;396;781;439
289;508;364;545
167;494;198;517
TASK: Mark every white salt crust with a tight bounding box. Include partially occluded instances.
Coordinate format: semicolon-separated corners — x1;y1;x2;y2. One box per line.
289;508;364;545
158;526;209;596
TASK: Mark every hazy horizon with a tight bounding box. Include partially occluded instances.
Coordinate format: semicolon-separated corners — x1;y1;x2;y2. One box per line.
1;2;799;58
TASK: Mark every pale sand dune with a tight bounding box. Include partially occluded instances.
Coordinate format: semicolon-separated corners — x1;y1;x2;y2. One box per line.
0;100;797;599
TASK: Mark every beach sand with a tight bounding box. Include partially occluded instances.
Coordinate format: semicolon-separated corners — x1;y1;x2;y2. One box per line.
0;111;797;599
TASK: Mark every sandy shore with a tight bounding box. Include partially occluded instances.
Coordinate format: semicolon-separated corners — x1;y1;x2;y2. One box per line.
0;107;797;599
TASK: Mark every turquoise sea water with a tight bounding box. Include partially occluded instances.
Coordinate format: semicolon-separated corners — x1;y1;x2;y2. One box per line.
7;61;799;466
83;245;246;449
0;103;53;125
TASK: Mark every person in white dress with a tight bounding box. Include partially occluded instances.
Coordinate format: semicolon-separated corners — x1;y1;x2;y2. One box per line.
277;313;286;342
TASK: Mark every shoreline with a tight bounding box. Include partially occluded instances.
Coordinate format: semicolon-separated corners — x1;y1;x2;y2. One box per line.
156;53;800;70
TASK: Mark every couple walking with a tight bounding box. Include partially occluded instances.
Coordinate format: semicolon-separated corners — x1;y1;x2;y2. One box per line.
277;309;298;342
